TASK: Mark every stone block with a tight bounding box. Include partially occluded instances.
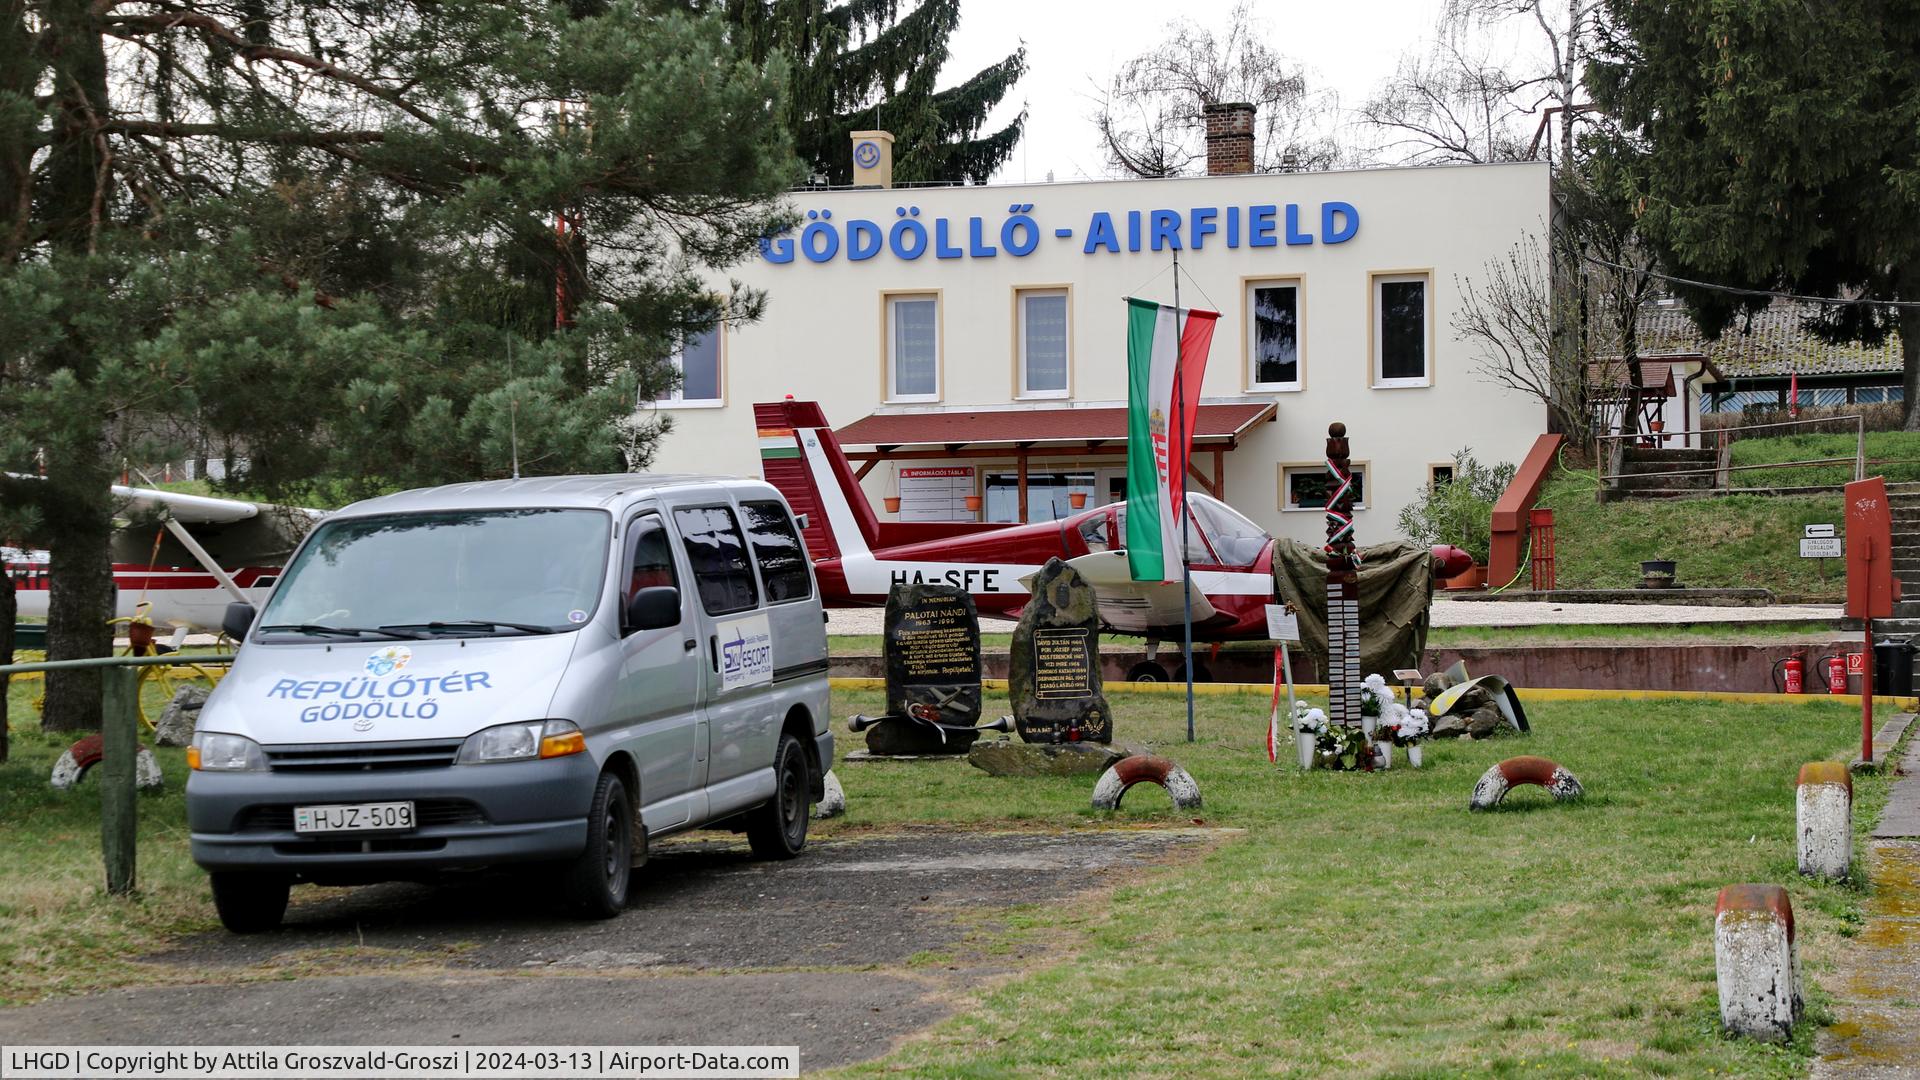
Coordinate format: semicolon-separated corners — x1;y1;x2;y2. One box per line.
1714;883;1802;1042
967;739;1125;778
1795;761;1851;881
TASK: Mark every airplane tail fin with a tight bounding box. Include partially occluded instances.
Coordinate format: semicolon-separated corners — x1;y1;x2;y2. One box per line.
752;400;878;561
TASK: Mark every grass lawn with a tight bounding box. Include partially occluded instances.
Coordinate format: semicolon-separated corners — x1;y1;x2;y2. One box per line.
0;676;1900;1077
818;687;1894;1078
1726;431;1920;490
1538;468;1848;599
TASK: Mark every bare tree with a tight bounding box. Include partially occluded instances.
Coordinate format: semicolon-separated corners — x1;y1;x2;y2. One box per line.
1443;0;1607;167
1092;2;1341;178
1456;236;1593;448
1356;41;1532;165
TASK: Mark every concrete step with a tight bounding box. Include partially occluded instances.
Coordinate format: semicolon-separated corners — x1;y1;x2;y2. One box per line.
1619;472;1712;490
1623;446;1716;460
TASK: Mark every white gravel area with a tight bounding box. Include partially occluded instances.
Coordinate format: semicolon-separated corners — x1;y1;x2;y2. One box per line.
1427;598;1844;627
819;599;1844;634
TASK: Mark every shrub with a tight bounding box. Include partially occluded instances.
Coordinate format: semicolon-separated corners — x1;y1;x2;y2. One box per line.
1395;448;1516;564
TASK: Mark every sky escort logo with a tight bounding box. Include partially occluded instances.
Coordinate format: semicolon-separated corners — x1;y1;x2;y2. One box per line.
719;614;774;691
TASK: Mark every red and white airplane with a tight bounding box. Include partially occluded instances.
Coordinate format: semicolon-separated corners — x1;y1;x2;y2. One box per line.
7;484;321;634
754;400;1469;679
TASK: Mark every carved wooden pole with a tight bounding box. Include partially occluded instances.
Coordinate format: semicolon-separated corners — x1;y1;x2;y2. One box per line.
1325;422;1361;732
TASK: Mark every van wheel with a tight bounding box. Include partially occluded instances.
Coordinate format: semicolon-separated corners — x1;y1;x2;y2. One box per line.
563;772;632;919
746;734;809;860
210;872;290;933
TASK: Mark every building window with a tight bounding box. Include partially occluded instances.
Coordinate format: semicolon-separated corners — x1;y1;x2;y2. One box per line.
887;293;940;401
657;329;721;406
1017;288;1070;398
1373;273;1430;387
1246;280;1301;391
1428;463;1455;489
985;471;1095;524
1280;463;1367;512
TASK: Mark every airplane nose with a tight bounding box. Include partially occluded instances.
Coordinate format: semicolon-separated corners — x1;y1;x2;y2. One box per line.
1431;545;1474;579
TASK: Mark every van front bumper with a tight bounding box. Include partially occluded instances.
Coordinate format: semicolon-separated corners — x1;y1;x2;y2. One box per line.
187;753;599;875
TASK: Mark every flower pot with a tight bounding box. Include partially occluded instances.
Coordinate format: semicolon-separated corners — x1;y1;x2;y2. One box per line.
965;495;982;513
1443;564;1489;591
1069;492;1088;509
1295;732;1315;770
1407;744;1423;768
884;496;902;513
1375;741;1393;770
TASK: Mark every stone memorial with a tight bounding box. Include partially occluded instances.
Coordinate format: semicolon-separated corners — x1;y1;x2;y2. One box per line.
853;583;988;755
1008;558;1111;744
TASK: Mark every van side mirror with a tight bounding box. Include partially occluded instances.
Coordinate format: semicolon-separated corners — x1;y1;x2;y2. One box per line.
222;601;256;643
625;586;681;632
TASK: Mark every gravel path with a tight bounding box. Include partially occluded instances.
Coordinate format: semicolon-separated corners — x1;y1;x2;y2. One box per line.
0;829;1215;1068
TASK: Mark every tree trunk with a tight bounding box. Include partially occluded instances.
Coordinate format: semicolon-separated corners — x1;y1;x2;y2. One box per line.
0;563;13;762
35;0;118;732
39;451;115;732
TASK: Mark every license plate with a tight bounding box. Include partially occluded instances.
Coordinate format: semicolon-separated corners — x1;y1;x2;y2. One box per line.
294;801;415;834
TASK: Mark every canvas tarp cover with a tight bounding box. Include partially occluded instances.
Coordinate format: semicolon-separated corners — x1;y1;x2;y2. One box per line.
1269;540;1436;677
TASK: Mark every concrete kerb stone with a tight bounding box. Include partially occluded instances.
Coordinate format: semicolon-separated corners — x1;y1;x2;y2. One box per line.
1796;762;1853;881
1852;712;1914;774
1715;883;1802;1042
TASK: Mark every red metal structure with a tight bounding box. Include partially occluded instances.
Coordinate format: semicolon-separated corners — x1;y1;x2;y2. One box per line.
1528;507;1556;591
1490;434;1565;588
1845;476;1901;760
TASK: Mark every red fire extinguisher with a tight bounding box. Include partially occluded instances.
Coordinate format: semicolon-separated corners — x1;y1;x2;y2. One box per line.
1775;656;1804;694
1827;654;1849;695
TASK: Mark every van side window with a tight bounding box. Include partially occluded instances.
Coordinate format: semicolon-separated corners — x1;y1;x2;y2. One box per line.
628;514;679;600
672;505;759;615
739;500;812;603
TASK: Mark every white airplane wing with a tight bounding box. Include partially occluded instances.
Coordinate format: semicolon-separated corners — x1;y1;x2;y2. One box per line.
1019;550;1217;634
111;484;261;525
110;484;325;526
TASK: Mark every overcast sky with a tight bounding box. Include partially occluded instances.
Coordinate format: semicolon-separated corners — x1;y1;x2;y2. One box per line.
943;0;1485;184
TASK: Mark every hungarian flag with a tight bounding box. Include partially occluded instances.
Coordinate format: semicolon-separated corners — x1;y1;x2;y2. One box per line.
1125;297;1219;582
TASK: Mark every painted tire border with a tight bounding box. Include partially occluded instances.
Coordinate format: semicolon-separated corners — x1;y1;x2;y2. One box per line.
1091;755;1202;811
1469;755;1582;811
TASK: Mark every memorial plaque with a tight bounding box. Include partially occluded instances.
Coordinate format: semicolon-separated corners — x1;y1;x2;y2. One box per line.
1033;628;1093;698
863;583;984;755
884;583;983;726
1009;558;1111;744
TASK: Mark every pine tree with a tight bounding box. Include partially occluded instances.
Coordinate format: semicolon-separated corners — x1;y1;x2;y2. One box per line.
0;0;798;730
1588;0;1920;427
714;0;1026;185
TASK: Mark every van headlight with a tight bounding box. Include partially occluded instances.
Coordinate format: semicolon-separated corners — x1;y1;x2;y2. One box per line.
456;720;585;764
189;732;266;772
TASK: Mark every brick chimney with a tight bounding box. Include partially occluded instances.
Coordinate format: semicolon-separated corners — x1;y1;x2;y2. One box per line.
1203;102;1256;176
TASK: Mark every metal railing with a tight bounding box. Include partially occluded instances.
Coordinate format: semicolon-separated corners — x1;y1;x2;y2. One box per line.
1596;413;1865;492
1;652;236;895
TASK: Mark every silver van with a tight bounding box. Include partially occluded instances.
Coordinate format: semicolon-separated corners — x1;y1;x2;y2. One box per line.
186;475;833;932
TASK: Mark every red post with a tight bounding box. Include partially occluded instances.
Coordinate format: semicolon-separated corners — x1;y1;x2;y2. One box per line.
1863;618;1874;765
1845;476;1895;765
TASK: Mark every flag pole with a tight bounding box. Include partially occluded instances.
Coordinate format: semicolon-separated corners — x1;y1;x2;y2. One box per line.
1174;249;1195;743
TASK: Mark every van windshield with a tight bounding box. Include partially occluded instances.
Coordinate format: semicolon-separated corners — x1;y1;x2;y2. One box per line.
258;509;609;637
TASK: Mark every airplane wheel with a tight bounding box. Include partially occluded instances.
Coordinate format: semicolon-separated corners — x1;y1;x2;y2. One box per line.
1173;660;1214;683
1127;661;1170;683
